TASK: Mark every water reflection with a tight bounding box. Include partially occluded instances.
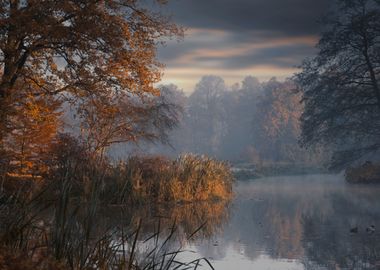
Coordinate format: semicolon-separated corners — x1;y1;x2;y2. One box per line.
183;174;380;269
85;200;231;269
99;200;231;239
94;174;380;269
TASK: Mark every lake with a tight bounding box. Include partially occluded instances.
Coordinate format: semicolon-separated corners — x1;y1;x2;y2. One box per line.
173;174;380;269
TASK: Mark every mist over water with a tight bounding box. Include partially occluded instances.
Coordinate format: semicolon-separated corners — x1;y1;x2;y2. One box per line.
176;174;380;269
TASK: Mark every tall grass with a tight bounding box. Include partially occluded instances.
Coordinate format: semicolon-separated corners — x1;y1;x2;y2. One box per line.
105;154;234;204
0;143;233;269
0;176;218;269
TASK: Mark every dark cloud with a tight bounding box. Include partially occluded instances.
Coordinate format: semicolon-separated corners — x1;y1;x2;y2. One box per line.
219;44;317;69
163;0;330;36
159;33;317;69
155;0;332;90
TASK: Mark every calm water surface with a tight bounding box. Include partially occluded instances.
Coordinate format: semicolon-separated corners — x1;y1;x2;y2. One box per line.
178;174;380;270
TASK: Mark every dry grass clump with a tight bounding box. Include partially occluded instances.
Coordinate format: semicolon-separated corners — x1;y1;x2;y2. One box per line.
174;154;233;202
106;154;234;204
1;134;233;205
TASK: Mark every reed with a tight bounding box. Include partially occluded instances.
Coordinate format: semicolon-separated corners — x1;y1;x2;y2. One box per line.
0;178;217;269
104;154;234;204
0;150;232;269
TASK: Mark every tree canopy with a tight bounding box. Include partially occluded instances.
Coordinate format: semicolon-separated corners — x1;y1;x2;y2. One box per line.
0;0;182;173
295;0;380;168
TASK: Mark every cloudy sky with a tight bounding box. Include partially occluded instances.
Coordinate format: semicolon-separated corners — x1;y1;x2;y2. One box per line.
156;0;331;93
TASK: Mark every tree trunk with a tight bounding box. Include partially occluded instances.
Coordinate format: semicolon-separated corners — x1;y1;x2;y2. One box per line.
0;0;22;145
362;33;380;110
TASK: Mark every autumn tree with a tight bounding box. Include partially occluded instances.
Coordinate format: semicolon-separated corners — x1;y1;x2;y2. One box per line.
252;78;304;162
0;1;182;167
295;0;380;168
5;91;61;174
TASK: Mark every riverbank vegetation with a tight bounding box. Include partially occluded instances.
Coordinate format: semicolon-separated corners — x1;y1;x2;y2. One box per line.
29;136;233;205
0;182;224;270
0;131;233;269
0;134;232;269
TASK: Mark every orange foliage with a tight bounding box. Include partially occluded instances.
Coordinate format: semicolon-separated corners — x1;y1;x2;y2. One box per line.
4;89;61;175
0;0;182;174
111;155;234;203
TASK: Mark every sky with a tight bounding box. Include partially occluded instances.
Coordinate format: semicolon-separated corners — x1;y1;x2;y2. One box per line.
156;0;331;93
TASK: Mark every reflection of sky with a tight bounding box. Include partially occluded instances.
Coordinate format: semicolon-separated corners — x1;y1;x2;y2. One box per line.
155;0;331;92
179;245;303;270
176;174;380;269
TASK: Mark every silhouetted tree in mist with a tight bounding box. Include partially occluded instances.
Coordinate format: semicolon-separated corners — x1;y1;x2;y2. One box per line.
187;76;227;156
295;0;380;169
136;76;323;166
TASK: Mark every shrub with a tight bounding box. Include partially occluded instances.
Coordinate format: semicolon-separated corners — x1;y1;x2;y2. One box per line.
345;162;380;184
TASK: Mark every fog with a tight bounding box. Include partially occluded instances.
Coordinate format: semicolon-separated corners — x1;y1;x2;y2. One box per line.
109;75;326;169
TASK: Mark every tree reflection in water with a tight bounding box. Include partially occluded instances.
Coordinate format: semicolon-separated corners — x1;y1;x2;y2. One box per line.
188;175;380;270
302;194;380;269
96;199;231;245
76;176;380;269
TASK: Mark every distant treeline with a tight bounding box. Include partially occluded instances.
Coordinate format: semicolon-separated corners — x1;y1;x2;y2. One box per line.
111;76;326;166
